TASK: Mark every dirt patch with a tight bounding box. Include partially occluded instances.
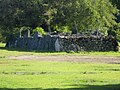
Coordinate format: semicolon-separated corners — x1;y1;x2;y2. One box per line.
9;55;120;64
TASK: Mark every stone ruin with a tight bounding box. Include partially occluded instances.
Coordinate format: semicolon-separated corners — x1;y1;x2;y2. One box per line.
6;30;119;52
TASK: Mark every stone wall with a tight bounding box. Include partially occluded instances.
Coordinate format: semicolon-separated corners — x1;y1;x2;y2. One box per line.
58;36;119;52
6;33;119;52
6;35;57;51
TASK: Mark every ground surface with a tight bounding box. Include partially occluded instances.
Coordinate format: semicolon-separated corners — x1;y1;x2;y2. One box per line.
9;55;120;64
0;43;120;90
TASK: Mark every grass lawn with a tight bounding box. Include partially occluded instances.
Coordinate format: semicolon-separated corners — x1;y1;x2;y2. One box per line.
0;43;120;90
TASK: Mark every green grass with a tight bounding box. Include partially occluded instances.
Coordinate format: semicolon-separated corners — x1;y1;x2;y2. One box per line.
0;43;120;58
0;60;120;90
0;43;120;90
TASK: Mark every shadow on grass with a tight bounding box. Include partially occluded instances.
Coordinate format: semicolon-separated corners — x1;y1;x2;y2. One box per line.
0;46;59;53
0;46;91;54
0;84;120;90
0;46;6;50
0;44;119;54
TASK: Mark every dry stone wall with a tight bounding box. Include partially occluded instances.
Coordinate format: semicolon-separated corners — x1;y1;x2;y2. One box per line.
6;33;119;52
58;36;119;52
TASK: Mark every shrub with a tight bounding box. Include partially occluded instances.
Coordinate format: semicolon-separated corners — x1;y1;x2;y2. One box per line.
55;26;72;33
33;27;47;36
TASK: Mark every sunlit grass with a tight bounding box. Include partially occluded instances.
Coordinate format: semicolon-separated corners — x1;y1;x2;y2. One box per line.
0;59;120;89
0;43;120;89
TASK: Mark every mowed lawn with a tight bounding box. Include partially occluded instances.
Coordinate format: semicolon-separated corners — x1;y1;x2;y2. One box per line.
0;43;120;90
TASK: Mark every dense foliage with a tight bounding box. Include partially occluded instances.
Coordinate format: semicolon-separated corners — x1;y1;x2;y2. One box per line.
0;0;120;42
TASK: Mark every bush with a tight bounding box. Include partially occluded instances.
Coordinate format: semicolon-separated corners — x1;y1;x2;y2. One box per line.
33;27;47;36
55;26;72;33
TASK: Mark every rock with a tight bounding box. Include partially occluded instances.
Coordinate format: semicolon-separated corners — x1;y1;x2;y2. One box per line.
55;38;60;52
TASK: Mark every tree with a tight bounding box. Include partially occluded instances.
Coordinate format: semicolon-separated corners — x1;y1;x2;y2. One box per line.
0;0;44;41
110;0;120;9
0;0;119;42
0;0;44;28
46;0;118;33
